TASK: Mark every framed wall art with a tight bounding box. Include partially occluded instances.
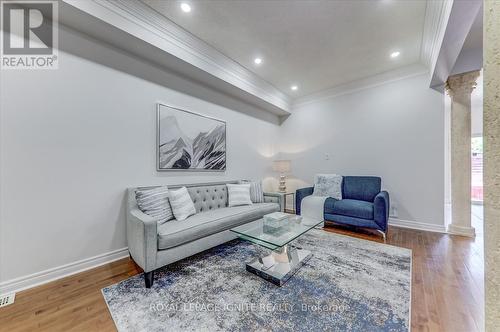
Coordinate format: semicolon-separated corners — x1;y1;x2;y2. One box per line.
157;103;226;171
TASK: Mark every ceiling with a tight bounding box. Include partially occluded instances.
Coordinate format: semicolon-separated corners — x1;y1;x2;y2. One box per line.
141;0;427;98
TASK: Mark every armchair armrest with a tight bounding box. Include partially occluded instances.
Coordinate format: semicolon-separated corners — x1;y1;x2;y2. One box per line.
295;187;314;215
127;208;158;272
374;191;390;232
263;192;283;211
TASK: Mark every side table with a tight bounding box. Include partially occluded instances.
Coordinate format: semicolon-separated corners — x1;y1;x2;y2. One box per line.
265;191;295;213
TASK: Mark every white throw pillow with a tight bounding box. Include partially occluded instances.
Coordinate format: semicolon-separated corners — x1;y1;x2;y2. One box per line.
169;187;196;221
313;174;343;200
227;183;253;207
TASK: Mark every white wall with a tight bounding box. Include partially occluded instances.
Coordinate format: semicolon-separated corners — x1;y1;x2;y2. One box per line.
280;74;445;227
0;27;281;283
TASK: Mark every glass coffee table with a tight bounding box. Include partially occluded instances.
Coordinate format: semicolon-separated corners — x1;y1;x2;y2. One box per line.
231;215;323;286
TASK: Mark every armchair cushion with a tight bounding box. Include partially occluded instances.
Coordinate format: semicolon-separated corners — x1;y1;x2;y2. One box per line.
342;176;381;202
328;199;374;220
325;214;381;229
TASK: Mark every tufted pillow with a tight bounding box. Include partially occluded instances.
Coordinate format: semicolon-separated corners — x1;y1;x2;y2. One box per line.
169;187;196;221
135;186;173;224
313;174;343;200
227;184;253;207
240;180;264;203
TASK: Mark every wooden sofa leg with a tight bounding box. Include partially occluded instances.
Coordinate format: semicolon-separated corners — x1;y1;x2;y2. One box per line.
145;271;154;288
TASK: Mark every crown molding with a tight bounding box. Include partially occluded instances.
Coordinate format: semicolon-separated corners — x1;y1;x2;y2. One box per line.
292;63;428;109
420;0;453;71
60;0;291;115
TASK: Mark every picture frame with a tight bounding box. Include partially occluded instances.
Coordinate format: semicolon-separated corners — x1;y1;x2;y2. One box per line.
156;103;226;171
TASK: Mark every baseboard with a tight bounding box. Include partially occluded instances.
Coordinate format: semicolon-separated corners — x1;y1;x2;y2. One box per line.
0;247;129;295
447;224;476;237
389;218;447;233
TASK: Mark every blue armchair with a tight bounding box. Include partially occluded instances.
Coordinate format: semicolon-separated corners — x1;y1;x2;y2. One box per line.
296;176;390;239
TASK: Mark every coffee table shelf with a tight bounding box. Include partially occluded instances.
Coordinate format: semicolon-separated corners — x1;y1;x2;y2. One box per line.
231;215;323;286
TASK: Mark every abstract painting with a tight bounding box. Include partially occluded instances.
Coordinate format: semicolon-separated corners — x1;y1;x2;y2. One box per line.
157;104;226;171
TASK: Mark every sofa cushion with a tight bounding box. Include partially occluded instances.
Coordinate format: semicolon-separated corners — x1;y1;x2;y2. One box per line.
187;184;228;213
342;176;381;202
157;203;279;250
328;199;374;220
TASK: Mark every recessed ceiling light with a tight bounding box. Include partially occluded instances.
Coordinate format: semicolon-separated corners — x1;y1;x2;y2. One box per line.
254;57;262;65
180;3;191;13
390;51;400;58
291;85;298;91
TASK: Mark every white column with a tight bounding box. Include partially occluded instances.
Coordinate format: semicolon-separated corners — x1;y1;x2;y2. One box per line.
445;70;480;237
484;1;500;330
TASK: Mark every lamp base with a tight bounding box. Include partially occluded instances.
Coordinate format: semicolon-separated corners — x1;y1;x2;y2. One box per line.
279;174;286;192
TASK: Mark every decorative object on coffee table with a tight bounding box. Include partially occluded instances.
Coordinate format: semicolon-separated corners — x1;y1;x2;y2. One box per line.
272;160;291;192
157;103;226;171
231;214;323;286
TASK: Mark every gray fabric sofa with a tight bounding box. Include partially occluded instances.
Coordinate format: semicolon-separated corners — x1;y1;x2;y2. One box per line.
127;181;281;287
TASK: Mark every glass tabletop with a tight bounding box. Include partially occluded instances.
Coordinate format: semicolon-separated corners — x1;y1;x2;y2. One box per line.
231;215;323;250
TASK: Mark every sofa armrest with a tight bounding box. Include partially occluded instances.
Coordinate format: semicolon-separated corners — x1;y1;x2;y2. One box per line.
263;192;283;211
374;191;390;232
296;187;314;215
127;208;158;272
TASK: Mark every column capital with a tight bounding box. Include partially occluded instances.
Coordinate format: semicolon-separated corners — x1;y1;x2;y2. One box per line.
445;70;480;103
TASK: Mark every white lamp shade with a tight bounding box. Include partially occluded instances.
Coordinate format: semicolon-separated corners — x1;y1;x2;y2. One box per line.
272;160;291;173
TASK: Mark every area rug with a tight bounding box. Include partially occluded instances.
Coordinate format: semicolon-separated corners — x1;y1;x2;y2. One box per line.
102;229;412;331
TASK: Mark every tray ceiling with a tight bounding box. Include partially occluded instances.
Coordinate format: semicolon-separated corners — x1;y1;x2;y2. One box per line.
142;0;427;98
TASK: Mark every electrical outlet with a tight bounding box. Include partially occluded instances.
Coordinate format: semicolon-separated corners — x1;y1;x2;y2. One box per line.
390;205;398;218
0;293;15;308
324;153;331;160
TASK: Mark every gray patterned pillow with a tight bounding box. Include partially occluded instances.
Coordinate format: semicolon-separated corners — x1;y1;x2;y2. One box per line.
313;174;343;200
240;180;264;203
135;186;173;224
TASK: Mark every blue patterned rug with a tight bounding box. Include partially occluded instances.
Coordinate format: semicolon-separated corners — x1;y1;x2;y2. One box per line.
102;229;411;331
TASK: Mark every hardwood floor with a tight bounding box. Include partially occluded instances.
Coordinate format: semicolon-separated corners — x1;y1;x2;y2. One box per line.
0;225;483;332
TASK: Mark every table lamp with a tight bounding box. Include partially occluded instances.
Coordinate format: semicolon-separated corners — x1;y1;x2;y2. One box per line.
272;160;291;192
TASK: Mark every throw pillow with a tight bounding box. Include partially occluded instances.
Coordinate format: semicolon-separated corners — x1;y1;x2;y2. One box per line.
227;183;253;207
239;180;264;203
313;174;343;200
135;186;174;224
169;187;196;221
